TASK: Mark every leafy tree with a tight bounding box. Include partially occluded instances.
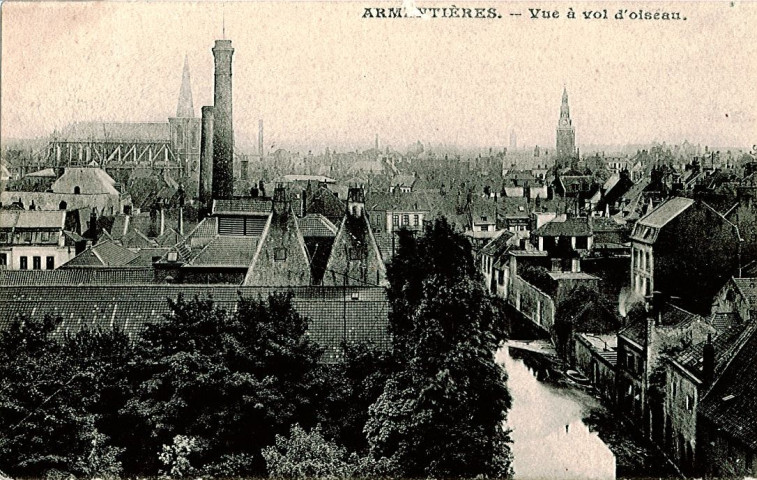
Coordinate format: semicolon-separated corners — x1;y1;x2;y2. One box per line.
369;218;513;478
121;292;323;477
263;424;395;479
0;316;132;478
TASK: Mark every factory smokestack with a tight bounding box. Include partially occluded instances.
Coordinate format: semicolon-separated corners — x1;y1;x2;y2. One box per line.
212;39;234;200
199;106;214;206
259;119;264;157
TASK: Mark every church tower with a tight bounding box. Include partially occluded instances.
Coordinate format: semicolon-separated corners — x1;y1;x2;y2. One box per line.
556;86;576;159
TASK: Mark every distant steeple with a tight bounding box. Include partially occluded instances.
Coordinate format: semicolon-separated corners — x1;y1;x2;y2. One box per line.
556;85;575;158
176;55;195;118
560;85;569;118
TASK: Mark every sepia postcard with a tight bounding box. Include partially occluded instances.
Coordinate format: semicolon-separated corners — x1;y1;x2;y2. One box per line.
1;1;756;479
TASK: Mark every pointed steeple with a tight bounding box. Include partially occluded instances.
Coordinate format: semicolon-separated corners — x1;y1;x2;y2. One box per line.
560;85;570;120
176;55;195;118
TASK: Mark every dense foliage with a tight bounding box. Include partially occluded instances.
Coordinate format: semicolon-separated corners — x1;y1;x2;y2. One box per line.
0;217;513;479
373;219;513;478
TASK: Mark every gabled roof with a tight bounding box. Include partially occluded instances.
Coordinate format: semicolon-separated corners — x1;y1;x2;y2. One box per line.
243;205;311;286
532;216;592;237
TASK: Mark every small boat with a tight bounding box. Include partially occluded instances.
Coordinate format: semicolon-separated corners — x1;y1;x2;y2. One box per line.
565;369;591;385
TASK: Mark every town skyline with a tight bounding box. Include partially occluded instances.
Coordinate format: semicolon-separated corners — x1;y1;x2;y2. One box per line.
2;2;756;152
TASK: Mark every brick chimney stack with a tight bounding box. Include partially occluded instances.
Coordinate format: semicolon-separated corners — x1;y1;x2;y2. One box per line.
212;39;234;200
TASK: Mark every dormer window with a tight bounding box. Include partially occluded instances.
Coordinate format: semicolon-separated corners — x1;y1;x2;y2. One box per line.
274;247;288;261
167;251;178;262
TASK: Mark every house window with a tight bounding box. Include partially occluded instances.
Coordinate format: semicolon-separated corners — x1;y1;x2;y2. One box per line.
392;214;399;228
32;256;41;270
46;256;55;270
413;214;419;227
0;232;7;243
74;186;81;194
41;231;51;243
274;247;288;261
0;253;6;266
20;256;28;270
482;216;488;222
402;214;410;225
685;394;695;412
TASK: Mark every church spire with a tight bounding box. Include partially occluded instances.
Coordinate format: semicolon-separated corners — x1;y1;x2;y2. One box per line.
560;85;570;120
176;54;195;118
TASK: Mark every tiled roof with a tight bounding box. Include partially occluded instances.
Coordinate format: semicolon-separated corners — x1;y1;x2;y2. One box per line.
672;323;746;380
636;197;694;229
0;268;155;285
391;174;416;188
733;277;757;309
532;216;592;237
63;241;139;267
212;198;272;215
367;192;430;212
0;285;390;363
620;304;708;346
298;214;338;237
700;326;757;450
56;122;170;143
189;236;259;267
479;231;515;257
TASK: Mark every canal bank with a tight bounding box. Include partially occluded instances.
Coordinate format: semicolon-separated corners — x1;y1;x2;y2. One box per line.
499;343;678;479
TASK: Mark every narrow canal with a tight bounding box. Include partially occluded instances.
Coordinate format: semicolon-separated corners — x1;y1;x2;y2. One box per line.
498;344;616;480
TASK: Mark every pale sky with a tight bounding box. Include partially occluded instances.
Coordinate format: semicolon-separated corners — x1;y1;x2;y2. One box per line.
2;1;756;152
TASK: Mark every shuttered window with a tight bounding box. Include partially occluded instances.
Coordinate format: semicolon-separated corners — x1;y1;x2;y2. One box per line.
218;216;268;236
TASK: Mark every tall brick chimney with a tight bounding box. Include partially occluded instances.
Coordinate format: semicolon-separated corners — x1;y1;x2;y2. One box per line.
199;106;214;206
212;39;234;200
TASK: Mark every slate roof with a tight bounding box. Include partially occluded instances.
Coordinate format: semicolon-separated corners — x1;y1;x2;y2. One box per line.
298;214;338;238
0;285;390;363
700;325;757;450
636;197;694;229
532;216;592;237
0;210;65;230
56;122;170;143
212;198;272;215
51;168;120;195
0;268;155;286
